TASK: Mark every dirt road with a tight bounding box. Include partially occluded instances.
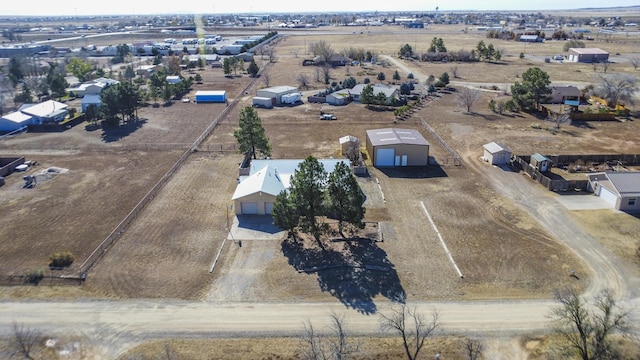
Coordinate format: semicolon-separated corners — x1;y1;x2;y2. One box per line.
0;297;638;358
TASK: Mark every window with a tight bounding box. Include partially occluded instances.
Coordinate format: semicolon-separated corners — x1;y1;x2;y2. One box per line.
628;198;636;206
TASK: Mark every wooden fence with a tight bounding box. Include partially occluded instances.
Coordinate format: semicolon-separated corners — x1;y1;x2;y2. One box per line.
570;112;617;121
513;155;619;192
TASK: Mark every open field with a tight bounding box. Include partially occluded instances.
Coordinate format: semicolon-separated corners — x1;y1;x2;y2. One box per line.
1;22;640;358
2;23;639;300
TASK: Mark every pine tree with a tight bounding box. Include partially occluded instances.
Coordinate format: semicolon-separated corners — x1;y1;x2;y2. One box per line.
233;106;271;159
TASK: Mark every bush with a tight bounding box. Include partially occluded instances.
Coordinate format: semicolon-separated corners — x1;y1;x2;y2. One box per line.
363;78;370;84
25;269;44;285
488;99;496;112
49;252;75;268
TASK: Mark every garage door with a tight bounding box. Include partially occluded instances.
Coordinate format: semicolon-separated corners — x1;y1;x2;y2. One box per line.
598;186;618;207
375;148;395;167
241;202;259;214
265;202;274;214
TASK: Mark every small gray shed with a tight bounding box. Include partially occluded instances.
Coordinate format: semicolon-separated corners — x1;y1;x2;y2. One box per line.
530;153;552;172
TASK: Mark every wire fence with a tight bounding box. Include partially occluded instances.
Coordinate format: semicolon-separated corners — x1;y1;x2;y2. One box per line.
73;71;263;278
420;117;464;167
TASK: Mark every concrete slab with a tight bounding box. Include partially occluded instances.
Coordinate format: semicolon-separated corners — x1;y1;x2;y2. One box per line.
554;193;613;210
227;215;286;241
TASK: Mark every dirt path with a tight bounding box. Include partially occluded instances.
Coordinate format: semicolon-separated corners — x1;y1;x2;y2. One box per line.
383;53;638;301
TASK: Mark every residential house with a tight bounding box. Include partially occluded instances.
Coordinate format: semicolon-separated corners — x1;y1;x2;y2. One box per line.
19;100;68;124
587;172;640;211
232;158;346;215
549;86;581;106
350;84;398;104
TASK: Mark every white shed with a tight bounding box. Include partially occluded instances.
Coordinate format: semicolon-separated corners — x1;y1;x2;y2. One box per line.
339;135;360;155
483;142;512;165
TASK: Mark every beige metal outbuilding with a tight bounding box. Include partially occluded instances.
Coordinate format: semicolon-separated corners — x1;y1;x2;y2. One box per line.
483;142;512;165
365;128;429;167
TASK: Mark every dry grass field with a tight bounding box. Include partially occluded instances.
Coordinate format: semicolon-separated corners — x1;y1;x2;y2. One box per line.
1;21;639;307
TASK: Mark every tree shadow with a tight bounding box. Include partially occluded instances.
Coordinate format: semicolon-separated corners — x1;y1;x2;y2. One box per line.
570;120;595;129
463;112;500;121
377;163;447;179
281;237;406;314
101;118;147;143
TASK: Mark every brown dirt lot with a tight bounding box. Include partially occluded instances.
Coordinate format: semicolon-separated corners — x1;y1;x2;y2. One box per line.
119;335;464;360
1;25;639;304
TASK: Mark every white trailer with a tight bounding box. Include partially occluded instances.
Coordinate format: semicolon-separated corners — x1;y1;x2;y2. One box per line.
252;96;273;108
281;92;302;105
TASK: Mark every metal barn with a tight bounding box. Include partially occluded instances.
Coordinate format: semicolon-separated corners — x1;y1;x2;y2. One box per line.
366;128;429;167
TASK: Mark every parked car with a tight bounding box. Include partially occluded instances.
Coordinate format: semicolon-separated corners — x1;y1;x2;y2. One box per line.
320;114;337;120
553;55;564;60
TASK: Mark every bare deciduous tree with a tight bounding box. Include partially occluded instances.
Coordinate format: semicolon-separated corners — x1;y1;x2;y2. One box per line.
630;56;640;70
300;312;359;360
379;304;440;360
602;60;610;73
449;65;459;79
345;137;362;166
262;73;271;88
456;87;482;113
9;321;40;360
547;112;572;130
321;64;332;85
296;73;310;90
266;47;276;63
591;73;639;106
314;67;322;83
550;288;629;360
308;40;335;65
425;74;436;86
461;337;484;360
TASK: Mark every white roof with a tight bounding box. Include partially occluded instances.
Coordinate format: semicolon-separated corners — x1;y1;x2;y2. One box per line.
195;90;226;96
249;159;347;189
166;75;181;83
1;111;32;124
232;165;286;200
339;135;359;144
259;86;298;94
351;83;398;98
483;141;511;154
20;100;67;118
92;77;119;86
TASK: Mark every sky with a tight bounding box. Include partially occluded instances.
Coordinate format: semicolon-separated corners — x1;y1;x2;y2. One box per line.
2;0;639;17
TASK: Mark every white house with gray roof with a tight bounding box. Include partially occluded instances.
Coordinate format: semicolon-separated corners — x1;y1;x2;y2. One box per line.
587;172;640;211
232;158;347;215
350;84;398;104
